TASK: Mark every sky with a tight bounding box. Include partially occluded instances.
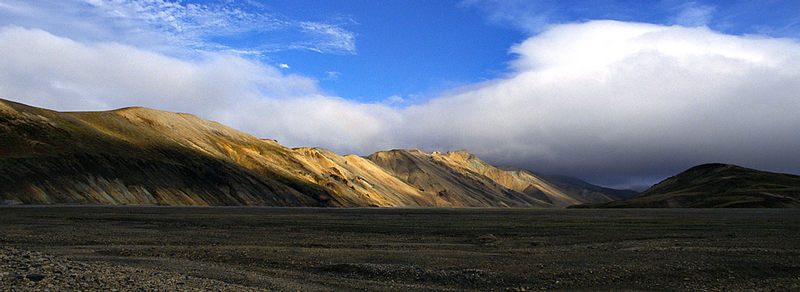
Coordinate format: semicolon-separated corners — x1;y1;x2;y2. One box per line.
1;0;800;190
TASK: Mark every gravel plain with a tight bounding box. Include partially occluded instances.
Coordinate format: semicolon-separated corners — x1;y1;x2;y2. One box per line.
1;206;799;291
0;245;257;291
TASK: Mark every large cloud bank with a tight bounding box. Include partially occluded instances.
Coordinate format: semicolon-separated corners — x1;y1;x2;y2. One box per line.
2;21;800;187
400;21;800;186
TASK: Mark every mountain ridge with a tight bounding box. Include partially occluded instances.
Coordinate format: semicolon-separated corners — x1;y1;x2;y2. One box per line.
0;98;631;207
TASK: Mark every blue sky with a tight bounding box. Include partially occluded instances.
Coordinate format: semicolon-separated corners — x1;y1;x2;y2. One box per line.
236;0;800;103
260;0;523;102
1;0;800;189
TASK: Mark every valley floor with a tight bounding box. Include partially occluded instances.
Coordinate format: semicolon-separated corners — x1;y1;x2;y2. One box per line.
1;207;799;291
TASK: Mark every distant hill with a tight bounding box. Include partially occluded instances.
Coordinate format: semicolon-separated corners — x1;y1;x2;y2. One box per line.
536;174;638;201
0;98;629;207
580;163;800;208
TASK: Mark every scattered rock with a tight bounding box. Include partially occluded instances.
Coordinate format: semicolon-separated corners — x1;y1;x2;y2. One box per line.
26;273;45;282
474;233;500;246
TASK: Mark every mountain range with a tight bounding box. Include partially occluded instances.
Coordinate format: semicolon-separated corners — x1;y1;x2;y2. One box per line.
0;98;636;207
5;98;798;208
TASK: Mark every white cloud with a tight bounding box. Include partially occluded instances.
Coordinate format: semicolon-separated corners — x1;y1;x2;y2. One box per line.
393;20;800;185
279;63;290;69
0;26;384;151
2;20;800;187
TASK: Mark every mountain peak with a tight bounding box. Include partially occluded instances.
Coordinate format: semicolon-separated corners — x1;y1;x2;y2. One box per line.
446;150;476;160
409;149;426;154
685;163;741;172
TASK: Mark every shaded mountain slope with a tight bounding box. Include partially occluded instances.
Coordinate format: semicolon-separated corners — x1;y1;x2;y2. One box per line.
585;164;800;208
1;98;632;207
0;99;333;206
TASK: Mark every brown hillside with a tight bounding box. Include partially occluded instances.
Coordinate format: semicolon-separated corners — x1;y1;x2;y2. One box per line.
0;98;628;207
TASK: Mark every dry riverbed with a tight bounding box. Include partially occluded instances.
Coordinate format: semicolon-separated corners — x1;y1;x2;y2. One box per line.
1;206;799;291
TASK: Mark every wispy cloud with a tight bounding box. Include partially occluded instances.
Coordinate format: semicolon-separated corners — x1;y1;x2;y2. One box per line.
460;0;554;33
295;22;357;54
670;2;715;27
325;71;341;81
0;0;357;56
463;0;799;41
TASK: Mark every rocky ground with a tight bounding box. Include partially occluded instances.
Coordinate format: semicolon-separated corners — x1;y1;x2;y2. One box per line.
1;207;800;291
0;246;256;291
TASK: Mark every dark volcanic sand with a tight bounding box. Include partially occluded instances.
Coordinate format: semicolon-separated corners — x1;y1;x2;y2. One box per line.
1;207;799;291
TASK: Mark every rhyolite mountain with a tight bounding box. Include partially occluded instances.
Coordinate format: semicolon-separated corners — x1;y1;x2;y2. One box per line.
579;163;800;208
0;98;630;207
499;167;637;203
